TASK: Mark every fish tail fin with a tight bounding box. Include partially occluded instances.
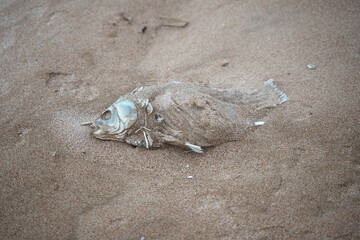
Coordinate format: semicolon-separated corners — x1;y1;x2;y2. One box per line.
265;79;288;105
247;79;288;110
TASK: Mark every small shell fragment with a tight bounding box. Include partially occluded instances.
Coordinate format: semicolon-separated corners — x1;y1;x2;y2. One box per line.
254;121;265;126
221;60;229;67
307;64;316;69
187;176;194;179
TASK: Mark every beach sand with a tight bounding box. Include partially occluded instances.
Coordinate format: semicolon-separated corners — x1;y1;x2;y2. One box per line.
1;0;359;239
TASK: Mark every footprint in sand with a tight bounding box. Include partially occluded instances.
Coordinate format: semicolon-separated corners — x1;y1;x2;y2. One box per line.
45;72;98;101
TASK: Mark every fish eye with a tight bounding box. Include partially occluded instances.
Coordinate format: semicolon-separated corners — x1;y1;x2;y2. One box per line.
101;110;112;120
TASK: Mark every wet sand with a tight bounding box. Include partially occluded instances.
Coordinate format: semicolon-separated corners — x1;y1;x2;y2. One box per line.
1;0;359;239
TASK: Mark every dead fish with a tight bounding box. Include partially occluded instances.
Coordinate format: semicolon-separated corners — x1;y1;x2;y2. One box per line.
82;80;287;153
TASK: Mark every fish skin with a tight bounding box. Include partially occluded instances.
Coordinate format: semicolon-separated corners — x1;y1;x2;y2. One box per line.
90;81;287;152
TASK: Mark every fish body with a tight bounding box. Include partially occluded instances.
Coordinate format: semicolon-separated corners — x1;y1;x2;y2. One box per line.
88;80;287;153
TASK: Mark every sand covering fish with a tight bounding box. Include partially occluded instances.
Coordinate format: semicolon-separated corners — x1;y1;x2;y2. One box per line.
83;80;287;153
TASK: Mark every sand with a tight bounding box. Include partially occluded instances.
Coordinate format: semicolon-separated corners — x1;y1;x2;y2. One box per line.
1;0;359;239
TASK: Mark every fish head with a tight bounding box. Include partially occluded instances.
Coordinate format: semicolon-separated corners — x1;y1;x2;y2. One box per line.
91;99;137;141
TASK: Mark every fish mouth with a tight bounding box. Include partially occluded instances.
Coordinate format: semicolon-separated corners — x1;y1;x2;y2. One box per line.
81;121;104;138
90;127;105;139
90;128;125;141
89;123;126;141
89;126;109;140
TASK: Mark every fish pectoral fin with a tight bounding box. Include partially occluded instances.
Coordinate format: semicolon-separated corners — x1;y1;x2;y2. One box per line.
185;142;203;153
